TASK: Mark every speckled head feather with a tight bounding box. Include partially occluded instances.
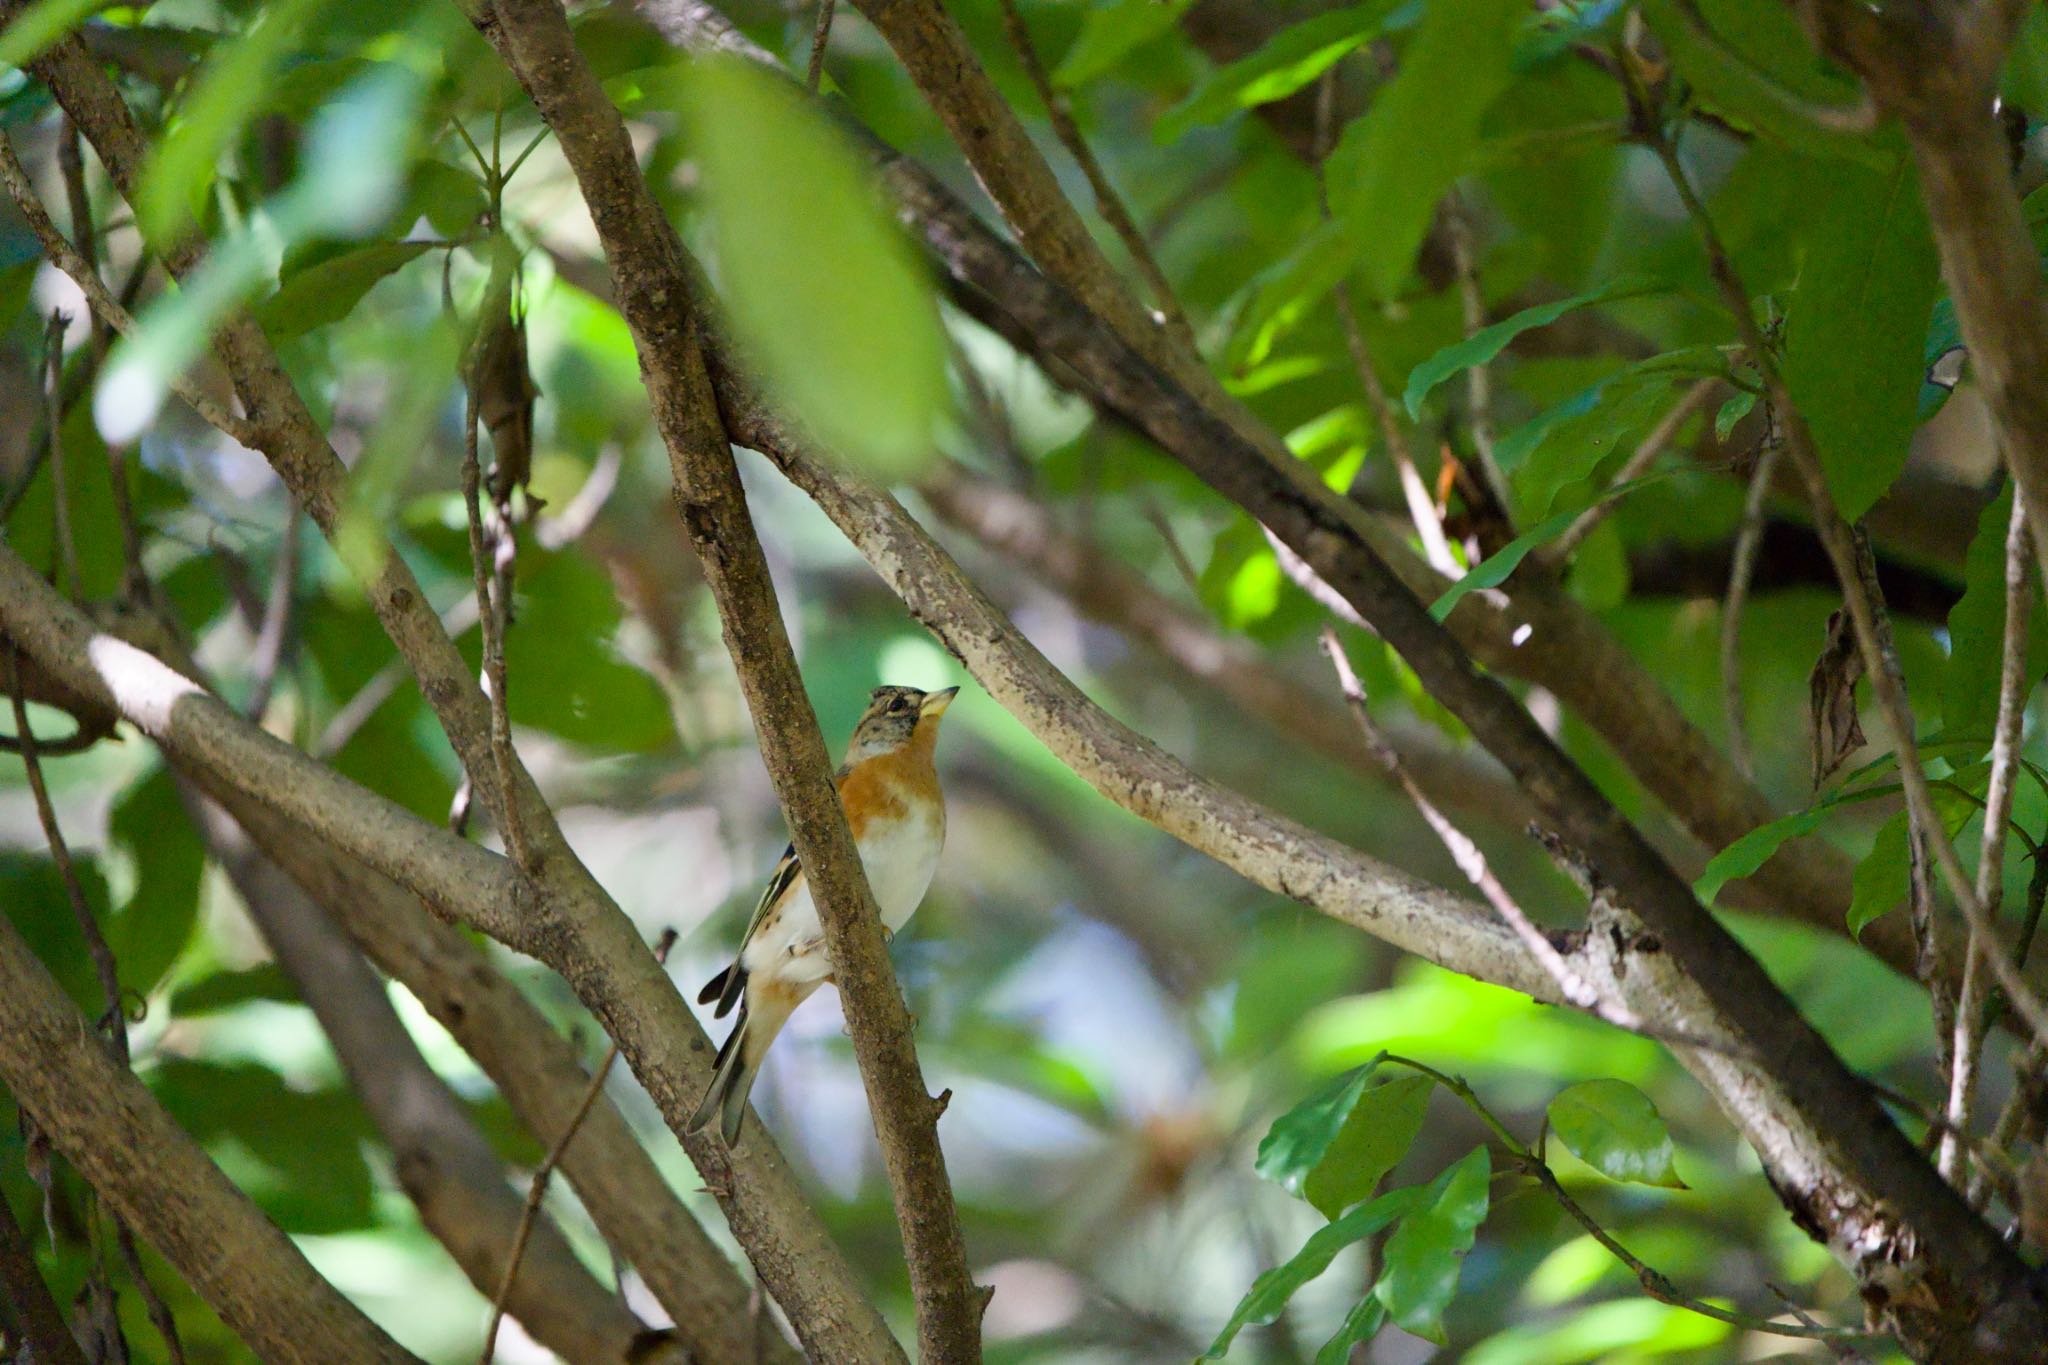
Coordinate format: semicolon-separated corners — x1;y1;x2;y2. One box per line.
843;685;955;764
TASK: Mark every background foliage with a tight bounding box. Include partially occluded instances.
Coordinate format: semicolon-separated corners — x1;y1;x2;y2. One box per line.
1;0;2040;1360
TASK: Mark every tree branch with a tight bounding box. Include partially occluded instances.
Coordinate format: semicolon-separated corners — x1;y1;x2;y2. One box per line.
181;788;650;1365
0;909;420;1364
631;0;1910;985
199;780;802;1365
468;0;983;1356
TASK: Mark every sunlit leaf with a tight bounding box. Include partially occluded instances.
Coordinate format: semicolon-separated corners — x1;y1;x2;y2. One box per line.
1054;0;1196;88
1256;1067;1373;1195
1200;1184;1426;1359
1373;1146;1491;1344
1465;1297;1730;1365
1547;1079;1686;1188
1327;0;1521;298
1304;1073;1434;1218
137;0;333;243
0;0;111;71
1155;0;1407;144
678;56;945;478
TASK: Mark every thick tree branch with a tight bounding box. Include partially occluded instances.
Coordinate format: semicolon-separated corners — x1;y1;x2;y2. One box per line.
469;0;983;1357
0;537;898;1365
182;789;650;1365
202;782;801;1365
0;1191;87;1365
4;28;907;1355
0;910;420;1364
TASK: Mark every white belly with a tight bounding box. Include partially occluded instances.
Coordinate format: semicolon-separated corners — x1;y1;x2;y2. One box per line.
740;809;942;985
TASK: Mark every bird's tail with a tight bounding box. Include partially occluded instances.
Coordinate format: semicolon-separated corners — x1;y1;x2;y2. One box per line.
688;994;794;1146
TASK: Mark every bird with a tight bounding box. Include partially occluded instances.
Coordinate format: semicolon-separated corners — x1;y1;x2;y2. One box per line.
689;684;959;1145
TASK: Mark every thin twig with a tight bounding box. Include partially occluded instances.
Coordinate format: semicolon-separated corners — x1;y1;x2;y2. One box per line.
0;137;254;446
1632;74;2048;1047
461;388;531;871
1320;629;1723;1052
5;644;186;1361
1944;494;2034;1181
42;311;78;600
1547;377;1717;565
1720;436;1782;780
316;594;482;760
804;0;835;92
1377;1054;1884;1346
993;0;1196;353
1446;200;1512;518
8;644;122;1052
244;512;300;721
479;928;678;1365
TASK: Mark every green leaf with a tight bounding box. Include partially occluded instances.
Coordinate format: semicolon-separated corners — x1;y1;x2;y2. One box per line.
1943;489;2048;738
1402;276;1660;419
1714;389;1756;440
1504;350;1720;518
255;241;429;343
503;547;676;753
1314;1297;1388;1365
1328;0;1521;298
1226;214;1360;370
1848;809;1913;939
1693;805;1829;905
0;0;111;72
1304;1074;1434;1219
105;766;204;999
1547;1079;1686;1188
1155;1;1405;144
678;56;945;478
1640;0;1885;164
1781;154;1941;520
1053;0;1196;88
1373;1147;1492;1344
170;964;300;1016
137;0;333;243
1429;467;1690;622
1256;1067;1373;1193
1200;1185;1426;1359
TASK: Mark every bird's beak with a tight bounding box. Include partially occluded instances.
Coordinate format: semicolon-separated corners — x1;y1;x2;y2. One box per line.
919;686;960;718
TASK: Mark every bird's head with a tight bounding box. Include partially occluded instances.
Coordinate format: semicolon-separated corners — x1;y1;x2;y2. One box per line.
846;684;958;760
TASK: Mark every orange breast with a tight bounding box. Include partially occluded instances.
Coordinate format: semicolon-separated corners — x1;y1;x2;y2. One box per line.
837;746;940;839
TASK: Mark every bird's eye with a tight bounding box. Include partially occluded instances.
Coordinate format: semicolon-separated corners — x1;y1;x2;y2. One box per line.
889;697;909;713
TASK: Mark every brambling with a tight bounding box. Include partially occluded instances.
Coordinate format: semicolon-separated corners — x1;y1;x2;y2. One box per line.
689;684;959;1145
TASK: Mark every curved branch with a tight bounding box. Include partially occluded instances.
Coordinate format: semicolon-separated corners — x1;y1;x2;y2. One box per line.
0;911;420;1364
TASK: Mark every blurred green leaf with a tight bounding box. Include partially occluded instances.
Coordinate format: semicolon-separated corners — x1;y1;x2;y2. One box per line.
1943;489;2048;739
1155;1;1405;145
1256;1067;1371;1195
171;964;301;1017
1848;784;1981;937
1465;1297;1730;1365
1640;0;1884;164
504;547;676;753
1373;1146;1491;1344
1714;389;1756;440
1547;1079;1686;1188
1314;1297;1388;1365
1327;0;1521;298
678;55;946;478
1304;1073;1434;1218
1403;276;1659;419
1781;154;1940;520
105;765;204;999
1201;1184;1426;1360
0;0;111;71
137;0;332;243
256;240;429;343
1054;0;1195;88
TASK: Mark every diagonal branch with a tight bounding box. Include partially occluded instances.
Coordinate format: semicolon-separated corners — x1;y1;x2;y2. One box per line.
181;787;651;1364
468;0;982;1357
0;908;420;1364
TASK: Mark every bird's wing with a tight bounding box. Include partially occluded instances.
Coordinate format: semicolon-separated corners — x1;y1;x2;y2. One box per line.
705;763;850;1017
